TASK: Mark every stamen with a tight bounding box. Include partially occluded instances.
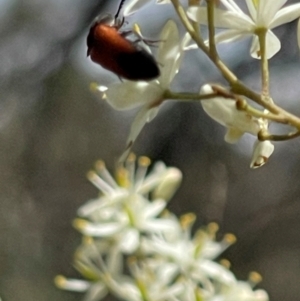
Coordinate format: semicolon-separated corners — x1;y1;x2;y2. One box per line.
73;218;89;231
248;271;262;287
95;160;118;188
207;222;219;238
116;166;130;188
125;153;136;187
222;233;236;245
54;275;68;289
135;156;151;190
180;213;196;230
87;171;115;195
219;259;231;269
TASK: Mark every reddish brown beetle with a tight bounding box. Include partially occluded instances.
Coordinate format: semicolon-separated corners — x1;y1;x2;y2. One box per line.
87;0;160;81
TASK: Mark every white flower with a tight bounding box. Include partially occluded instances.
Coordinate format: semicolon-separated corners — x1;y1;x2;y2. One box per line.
187;0;300;58
200;84;261;143
126;259;185;301
75;195;178;253
200;84;274;168
54;238;115;301
55;275;108;301
55;237;145;301
94;20;186;161
250;140;274;168
74;156;181;253
141;216;237;295
56;158;271;301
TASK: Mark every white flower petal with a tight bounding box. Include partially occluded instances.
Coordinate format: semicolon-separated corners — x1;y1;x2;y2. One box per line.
123;0;152;16
257;0;287;27
77;199;104;217
106;81;163;110
55;277;91;292
155;263;179;285
220;0;243;14
136;163;179;195
182;32;192;50
224;127;244;143
270;3;300;28
244;0;256;21
143;199;167;218
250;140;274;169
187;7;254;30
153;167;182;201
184;42;198;51
78;221;124;237
120;106;160;162
252;289;269;301
111;280;141;301
119;228;140;253
198;260;236;285
143;218;179;232
250;31;281;59
214;29;251;44
222;281;269;301
200;85;260;136
158;20;181;87
106;245;123;276
83;283;108;301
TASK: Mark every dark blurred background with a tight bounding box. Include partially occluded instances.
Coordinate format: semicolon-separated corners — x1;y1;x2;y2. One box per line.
1;0;300;300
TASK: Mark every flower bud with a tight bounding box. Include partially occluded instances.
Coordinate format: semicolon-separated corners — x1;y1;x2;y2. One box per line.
250;140;274;169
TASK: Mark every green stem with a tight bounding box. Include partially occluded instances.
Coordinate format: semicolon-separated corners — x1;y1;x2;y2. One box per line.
207;0;217;59
164;90;218;101
236;99;288;123
257;28;271;100
259;130;300;141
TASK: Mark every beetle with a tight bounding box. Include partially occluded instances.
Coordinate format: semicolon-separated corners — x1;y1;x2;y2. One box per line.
87;0;160;81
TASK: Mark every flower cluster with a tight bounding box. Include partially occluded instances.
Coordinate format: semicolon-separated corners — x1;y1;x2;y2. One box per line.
55;156;269;301
89;0;300;169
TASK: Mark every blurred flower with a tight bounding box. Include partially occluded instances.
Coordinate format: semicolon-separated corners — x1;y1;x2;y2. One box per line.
187;0;300;58
126;258;185;301
74;155;181;253
250;140;274;169
56;158;269;301
55;237;141;301
141;215;237;294
93;20;186;161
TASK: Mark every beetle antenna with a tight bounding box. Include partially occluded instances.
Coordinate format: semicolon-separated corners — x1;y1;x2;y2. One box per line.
114;0;126;20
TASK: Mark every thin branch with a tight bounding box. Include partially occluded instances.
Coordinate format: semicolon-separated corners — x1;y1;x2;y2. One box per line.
257;29;271;100
235;98;288;123
207;0;218;59
258;130;300;141
164;90;219;101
